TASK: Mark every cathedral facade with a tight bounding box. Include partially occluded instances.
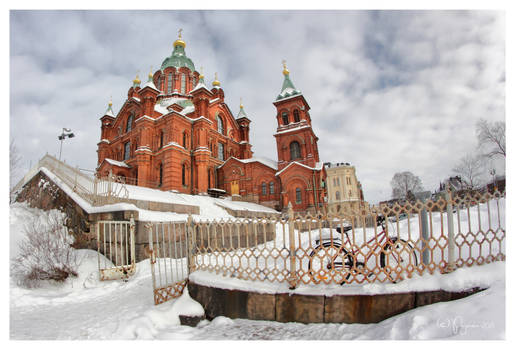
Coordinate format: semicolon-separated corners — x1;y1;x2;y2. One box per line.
96;33;326;213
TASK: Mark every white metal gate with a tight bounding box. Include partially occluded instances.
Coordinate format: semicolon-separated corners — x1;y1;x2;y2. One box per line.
147;220;190;305
96;217;136;281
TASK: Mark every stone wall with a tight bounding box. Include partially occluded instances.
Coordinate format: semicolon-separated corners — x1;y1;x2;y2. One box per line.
15;171;95;250
188;281;484;324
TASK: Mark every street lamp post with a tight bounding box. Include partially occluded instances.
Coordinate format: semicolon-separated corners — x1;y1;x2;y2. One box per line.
490;169;496;192
58;128;75;161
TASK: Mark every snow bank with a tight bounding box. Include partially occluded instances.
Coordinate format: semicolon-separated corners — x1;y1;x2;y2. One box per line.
189;261;505;296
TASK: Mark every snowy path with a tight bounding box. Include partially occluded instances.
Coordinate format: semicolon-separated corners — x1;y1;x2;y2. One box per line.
10;261;505;340
10;259;156;339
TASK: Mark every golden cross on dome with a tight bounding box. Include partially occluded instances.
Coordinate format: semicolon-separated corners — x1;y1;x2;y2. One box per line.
178;28;183;38
240;97;243;108
282;59;287;69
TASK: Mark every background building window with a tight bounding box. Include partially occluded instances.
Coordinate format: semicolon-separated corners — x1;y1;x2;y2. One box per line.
217;142;225;161
295;188;302;204
290;141;301;160
269;182;275;194
124;142;130;160
335;191;341;201
293;109;300;122
282;112;289;125
262;182;267;195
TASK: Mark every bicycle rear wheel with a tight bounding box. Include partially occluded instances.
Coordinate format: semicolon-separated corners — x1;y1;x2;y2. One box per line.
380;238;418;282
308;242;353;284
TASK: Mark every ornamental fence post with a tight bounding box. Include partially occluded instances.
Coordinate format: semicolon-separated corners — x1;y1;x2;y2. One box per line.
187;214;196;274
445;185;456;272
287;202;298;289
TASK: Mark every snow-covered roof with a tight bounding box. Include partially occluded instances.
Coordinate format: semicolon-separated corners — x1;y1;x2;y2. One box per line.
275;161;323;176
190;81;210;94
219;156;278;170
142;80;160;92
274;124;310;135
104;158;130;168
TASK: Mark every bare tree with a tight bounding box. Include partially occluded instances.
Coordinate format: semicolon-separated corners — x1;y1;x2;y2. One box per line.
452;154;485;190
476;119;505;158
390;171;424;199
10;140;22;201
11;210;78;288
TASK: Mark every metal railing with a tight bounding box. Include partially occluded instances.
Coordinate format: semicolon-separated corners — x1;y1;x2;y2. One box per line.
97;217;136;280
13;154;130;207
147;220;190;305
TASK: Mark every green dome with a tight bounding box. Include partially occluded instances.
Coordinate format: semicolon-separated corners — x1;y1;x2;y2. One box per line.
161;44;195;72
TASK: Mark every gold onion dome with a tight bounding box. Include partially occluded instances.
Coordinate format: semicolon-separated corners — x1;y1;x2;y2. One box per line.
282;60;290;75
133;74;141;85
212;72;221;86
174;28;186;48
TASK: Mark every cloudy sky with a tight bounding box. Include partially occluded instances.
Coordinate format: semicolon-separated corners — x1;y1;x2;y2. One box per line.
9;10;505;204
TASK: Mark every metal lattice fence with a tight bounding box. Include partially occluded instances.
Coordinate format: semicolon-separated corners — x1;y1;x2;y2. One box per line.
146;190;505;304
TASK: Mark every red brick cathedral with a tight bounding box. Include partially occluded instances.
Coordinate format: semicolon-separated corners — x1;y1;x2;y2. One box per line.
97;33;326;212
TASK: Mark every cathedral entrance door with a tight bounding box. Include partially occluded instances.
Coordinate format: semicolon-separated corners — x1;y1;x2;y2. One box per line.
230;180;239;195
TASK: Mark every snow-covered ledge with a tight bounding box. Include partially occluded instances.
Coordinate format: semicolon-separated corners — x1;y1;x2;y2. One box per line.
188;263;504;324
189;262;504;297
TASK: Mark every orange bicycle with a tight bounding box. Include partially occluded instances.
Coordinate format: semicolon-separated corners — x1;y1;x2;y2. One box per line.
308;216;418;284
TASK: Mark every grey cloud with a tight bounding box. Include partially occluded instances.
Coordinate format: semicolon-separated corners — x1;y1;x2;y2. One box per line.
10;10;505;204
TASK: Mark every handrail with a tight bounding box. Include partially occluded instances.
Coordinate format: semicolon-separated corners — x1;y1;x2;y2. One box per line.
14;154;130;207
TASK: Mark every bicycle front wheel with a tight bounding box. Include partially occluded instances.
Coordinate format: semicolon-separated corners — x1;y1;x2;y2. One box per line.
308;243;353;285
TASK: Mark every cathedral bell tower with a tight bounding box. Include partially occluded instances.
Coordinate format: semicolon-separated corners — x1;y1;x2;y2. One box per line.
273;61;326;212
273;61;321;171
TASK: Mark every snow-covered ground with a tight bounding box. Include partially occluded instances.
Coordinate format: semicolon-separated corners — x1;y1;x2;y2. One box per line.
9;202;506;340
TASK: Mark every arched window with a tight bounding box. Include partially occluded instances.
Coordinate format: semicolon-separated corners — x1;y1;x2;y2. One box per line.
290;141;301;160
208;169;211;188
124;141;131;161
293;109;300;122
295;188;302;204
182;164;186;186
158;163;163;187
167;72;173;94
261;182;267;195
181;73;186;94
159;130;164;149
269;182;275;194
182;131;187;148
218;142;225;161
217;115;224;135
281;112;289;125
335;191;341;201
126;113;134;132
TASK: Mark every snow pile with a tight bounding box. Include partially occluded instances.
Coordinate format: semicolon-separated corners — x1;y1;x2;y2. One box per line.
10;202;505;339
